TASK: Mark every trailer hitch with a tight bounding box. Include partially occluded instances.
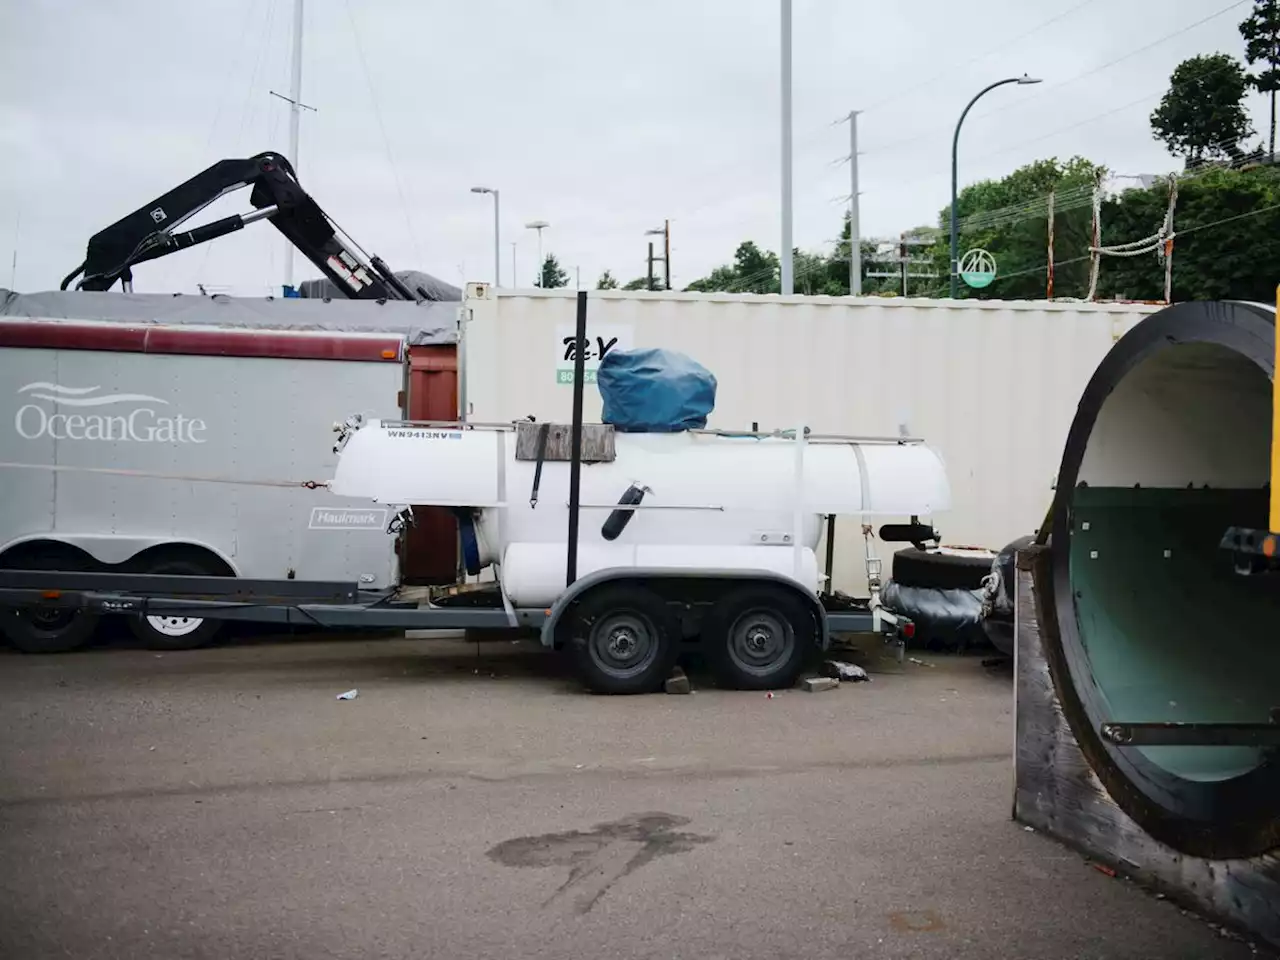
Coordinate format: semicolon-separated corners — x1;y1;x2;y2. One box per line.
1100;709;1280;747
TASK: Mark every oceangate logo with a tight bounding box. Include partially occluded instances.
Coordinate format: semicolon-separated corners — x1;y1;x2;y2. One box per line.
13;383;208;443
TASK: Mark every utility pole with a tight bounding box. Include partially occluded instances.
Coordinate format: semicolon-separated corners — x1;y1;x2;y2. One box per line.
844;111;862;295
645;222;670;289
469;187;501;286
525;221;549;286
663;219;671;290
510;242;517;288
864;233;938;297
780;0;794;295
647;242;656;291
8;209;18;290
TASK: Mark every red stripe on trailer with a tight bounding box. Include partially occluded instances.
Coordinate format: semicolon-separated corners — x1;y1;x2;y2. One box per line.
0;321;404;362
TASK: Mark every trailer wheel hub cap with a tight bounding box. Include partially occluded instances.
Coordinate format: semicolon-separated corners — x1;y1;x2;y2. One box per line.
728;611;793;675
147;615;204;637
588;611;659;679
607;627;638;659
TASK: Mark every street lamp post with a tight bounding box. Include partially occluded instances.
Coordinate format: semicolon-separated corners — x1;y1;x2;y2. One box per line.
950;75;1042;298
526;220;550;286
470;187;500;287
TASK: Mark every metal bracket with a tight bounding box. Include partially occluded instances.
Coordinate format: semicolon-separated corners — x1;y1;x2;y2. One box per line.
1101;711;1280;747
1219;526;1280;575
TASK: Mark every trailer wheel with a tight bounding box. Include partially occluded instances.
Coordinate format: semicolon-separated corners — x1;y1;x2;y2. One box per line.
0;604;101;654
0;546;101;654
127;557;226;651
569;585;680;695
703;585;813;690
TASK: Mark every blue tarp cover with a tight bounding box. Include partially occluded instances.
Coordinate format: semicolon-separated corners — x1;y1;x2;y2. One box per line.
597;347;717;433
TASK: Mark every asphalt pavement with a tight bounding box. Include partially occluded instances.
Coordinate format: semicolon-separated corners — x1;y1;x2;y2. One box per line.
0;633;1264;959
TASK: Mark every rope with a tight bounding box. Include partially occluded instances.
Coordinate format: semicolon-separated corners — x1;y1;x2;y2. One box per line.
0;461;328;490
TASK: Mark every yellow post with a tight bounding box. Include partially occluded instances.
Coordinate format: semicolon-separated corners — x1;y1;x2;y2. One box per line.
1271;284;1280;533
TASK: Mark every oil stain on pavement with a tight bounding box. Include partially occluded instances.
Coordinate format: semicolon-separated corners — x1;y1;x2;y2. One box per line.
488;813;715;915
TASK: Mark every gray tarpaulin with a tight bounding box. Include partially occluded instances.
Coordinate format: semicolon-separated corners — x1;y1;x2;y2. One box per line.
0;288;457;346
297;269;462;304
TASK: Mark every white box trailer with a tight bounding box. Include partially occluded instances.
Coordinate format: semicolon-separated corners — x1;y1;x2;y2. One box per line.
0;288;457;652
459;285;1161;592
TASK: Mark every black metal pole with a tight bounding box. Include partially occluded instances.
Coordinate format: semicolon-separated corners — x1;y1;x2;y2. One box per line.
823;514;836;597
647;242;655;291
566;290;588;586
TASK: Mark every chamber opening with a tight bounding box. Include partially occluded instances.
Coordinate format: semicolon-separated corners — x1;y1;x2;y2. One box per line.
1071;341;1280;782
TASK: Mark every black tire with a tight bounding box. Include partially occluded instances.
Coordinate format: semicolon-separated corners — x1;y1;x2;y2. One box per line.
703;585;814;690
568;585;681;695
127;557;227;651
0;604;100;654
892;546;995;590
0;548;101;654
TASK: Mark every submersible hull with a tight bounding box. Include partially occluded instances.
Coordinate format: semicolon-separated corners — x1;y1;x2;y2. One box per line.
1017;299;1280;946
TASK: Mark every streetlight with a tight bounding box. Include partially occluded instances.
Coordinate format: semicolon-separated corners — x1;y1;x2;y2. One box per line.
525;220;549;286
470;187;500;287
950;75;1042;298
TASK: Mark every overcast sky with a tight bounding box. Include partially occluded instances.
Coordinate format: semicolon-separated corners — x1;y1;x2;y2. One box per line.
0;0;1266;296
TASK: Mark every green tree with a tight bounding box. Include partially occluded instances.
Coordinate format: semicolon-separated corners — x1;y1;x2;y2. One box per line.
537;254;570;289
684;241;780;293
596;269;619;290
1150;53;1254;166
924;156;1103;300
1096;164;1280;302
621;277;649;291
1240;0;1280;161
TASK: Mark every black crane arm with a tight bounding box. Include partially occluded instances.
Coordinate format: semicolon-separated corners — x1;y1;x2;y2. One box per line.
62;152;416;300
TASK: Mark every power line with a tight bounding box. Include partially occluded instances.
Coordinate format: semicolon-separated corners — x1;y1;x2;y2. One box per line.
860;0;1101;115
343;0;424;268
967;0;1253;125
864;0;1253;158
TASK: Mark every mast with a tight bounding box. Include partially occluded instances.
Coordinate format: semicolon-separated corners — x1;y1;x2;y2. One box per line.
284;0;304;292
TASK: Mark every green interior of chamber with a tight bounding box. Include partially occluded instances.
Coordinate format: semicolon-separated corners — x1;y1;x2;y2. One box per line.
1070;485;1280;781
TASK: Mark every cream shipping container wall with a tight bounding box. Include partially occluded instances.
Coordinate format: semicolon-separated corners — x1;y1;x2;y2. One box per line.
459;286;1159;593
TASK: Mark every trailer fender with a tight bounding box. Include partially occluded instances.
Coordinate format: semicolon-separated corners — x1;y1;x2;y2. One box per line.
538;567;829;651
0;534;241;576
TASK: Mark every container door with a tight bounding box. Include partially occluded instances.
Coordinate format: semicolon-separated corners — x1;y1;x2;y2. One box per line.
400;345;460;584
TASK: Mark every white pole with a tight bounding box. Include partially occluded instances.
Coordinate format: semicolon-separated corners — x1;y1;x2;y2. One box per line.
848;111;862;296
284;0;304;292
780;0;793;295
8;208;18;290
492;190;501;287
510;242;517;288
793;420;805;579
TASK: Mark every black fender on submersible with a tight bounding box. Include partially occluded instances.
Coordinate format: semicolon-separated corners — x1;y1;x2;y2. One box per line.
1036;299;1280;860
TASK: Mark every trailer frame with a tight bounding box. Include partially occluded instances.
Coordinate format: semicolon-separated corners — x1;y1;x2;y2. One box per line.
0;566;900;634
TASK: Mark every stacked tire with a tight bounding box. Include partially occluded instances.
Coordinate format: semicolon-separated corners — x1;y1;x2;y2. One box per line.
887;546;996;651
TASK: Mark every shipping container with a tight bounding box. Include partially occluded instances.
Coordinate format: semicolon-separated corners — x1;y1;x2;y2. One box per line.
0;288;460;650
460;285;1160;591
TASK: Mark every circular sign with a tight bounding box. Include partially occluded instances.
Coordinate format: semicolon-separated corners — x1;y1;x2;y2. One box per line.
959;248;997;289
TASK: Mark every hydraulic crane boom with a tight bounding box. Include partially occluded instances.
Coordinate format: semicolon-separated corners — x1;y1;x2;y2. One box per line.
61;151;417;300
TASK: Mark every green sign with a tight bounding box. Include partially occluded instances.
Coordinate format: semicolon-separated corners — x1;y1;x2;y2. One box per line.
959;248;997;289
